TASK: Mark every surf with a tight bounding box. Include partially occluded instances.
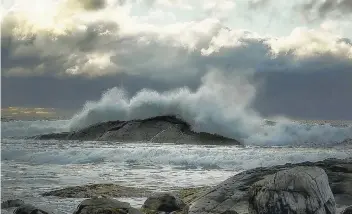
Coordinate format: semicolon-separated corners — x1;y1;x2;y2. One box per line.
66;71;352;146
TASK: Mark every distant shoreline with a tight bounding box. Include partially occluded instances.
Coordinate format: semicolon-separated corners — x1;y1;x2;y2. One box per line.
1;107;75;121
1;116;70;122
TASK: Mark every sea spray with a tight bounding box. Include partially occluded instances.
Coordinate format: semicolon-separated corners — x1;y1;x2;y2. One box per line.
68;71;261;139
68;71;352;146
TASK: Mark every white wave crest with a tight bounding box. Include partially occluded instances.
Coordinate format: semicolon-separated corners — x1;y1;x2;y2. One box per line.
2;140;351;168
68;71;352;146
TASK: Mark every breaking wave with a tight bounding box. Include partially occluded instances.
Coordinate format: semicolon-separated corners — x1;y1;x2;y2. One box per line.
2;140;351;168
68;71;352;146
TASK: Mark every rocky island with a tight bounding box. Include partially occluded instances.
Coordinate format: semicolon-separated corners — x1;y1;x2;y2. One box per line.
30;116;241;145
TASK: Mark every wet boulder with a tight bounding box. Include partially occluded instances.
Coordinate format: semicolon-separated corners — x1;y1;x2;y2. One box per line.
142;193;187;213
14;204;51;214
1;199;24;209
188;158;351;214
73;197;142;214
248;166;336;214
341;206;352;214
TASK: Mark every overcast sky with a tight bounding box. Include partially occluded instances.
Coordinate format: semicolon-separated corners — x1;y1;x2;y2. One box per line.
1;0;352;120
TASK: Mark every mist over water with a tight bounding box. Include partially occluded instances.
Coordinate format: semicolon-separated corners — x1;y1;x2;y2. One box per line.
1;119;69;138
67;71;352;146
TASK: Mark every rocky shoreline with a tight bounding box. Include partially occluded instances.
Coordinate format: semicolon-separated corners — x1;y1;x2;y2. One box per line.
2;157;351;214
29;116;241;145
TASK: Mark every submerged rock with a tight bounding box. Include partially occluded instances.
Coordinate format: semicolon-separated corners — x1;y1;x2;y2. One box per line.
14;204;51;214
248;166;335;214
31;116;240;145
42;183;152;198
1;199;25;209
188;158;352;214
142;193;187;213
73;197;142;214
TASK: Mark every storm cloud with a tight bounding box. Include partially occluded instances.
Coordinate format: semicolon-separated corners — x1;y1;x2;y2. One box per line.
300;0;352;19
1;0;352;119
2;13;351;78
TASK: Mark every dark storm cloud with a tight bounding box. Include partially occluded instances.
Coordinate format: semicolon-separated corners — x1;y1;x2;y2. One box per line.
246;0;352;20
1;17;264;78
4;17;351;80
2;3;352;119
2;8;351;78
299;0;352;19
3;70;352;120
3;31;352;119
1;18;120;77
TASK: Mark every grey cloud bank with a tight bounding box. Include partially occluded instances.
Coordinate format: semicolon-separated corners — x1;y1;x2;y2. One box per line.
1;0;352;120
300;0;352;19
3;70;352;120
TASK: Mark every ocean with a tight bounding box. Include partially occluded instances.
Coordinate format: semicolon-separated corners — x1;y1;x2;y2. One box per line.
1;119;352;214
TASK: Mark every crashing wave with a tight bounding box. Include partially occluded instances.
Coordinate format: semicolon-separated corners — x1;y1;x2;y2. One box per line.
65;71;352;146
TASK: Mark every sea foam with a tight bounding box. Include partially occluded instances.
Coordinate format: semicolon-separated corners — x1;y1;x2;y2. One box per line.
67;71;352;146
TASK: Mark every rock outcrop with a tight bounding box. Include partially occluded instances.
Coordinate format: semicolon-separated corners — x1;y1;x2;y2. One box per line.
42;183;152;198
1;199;25;209
31;116;240;144
176;187;211;205
248;166;335;214
14;204;51;214
188;158;352;214
73;197;142;214
342;206;352;214
142;193;187;213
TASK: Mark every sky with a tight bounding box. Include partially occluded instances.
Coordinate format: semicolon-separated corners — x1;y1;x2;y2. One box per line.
1;0;352;120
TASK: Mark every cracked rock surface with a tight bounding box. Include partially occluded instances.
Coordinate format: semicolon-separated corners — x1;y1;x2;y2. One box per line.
188;158;352;214
248;166;335;214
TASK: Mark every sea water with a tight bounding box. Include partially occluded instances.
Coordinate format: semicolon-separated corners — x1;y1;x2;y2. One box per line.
1;120;352;214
